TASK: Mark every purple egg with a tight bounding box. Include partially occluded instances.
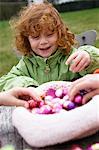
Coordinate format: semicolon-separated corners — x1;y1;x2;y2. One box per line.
63;101;76;110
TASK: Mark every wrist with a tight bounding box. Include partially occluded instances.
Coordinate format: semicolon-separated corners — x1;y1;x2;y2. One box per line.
0;92;6;105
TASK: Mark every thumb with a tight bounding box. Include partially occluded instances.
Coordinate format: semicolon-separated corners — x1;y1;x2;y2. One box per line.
5;98;29;108
14;98;29;108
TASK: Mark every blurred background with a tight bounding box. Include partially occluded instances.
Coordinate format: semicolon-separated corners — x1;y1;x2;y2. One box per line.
0;0;99;76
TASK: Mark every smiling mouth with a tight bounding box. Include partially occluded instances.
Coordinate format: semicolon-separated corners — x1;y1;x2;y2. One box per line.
39;46;51;51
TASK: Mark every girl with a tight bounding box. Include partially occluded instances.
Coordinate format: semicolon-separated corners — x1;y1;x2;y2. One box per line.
0;1;99;92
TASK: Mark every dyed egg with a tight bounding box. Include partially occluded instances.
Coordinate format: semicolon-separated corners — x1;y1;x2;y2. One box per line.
52;98;61;104
31;108;41;114
87;143;99;150
62;88;68;95
55;88;63;98
63;95;69;101
71;144;83;150
39;100;45;107
45;95;53;101
63;101;76;110
52;103;62;113
29;84;85;114
74;95;82;105
28;100;38;109
40;105;52;114
46;88;56;98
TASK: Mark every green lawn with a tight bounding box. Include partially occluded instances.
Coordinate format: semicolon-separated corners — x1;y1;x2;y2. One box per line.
0;8;99;77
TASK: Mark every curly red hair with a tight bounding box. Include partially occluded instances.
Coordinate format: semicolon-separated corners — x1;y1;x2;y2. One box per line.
10;2;75;56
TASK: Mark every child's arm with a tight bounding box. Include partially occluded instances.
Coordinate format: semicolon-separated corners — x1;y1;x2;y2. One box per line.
0;57;39;91
66;45;99;74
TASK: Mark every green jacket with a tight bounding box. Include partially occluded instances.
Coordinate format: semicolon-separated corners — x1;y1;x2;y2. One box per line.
0;45;99;91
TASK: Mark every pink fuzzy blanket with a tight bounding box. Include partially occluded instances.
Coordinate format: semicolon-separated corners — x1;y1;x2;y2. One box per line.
12;81;99;147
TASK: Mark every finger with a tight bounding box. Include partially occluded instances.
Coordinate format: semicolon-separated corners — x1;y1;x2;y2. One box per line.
69;56;83;72
3;97;29;108
65;53;78;65
70;74;91;88
13;87;41;101
78;62;89;72
26;87;42;101
82;89;99;104
69;81;92;100
14;99;29;108
72;59;88;72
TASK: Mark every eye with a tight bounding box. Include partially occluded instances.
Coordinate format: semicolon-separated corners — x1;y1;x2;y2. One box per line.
32;35;39;39
47;33;53;37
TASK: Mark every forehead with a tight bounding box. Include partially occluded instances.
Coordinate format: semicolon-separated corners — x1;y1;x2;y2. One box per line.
28;14;58;36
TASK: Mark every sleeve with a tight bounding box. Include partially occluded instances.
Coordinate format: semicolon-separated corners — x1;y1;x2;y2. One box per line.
0;57;39;91
77;45;99;76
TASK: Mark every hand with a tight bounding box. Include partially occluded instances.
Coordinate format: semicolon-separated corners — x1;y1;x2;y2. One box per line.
66;50;90;72
0;87;41;108
68;74;99;104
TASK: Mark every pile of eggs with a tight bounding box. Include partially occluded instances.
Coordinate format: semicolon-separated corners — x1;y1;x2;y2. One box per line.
71;143;99;150
27;86;86;114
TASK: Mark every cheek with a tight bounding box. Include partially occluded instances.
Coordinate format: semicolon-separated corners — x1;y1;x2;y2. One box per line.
51;37;58;45
29;40;38;48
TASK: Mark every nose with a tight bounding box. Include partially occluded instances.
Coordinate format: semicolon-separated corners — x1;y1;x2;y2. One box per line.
39;35;48;45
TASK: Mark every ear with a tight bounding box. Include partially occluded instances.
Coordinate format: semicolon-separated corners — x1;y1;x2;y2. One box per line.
12;96;99;148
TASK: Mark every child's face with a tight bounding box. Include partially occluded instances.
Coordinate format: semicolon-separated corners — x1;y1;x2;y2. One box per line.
28;30;58;58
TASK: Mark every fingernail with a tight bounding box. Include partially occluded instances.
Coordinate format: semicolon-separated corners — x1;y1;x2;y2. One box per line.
24;102;29;108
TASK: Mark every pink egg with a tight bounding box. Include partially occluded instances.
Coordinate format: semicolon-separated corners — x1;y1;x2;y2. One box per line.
45;101;54;107
55;88;63;98
52;98;61;104
28;100;38;109
74;95;82;105
40;105;52;114
45;95;53;101
31;108;41;114
58;99;65;105
52;103;62;113
39;100;45;107
71;144;82;150
62;88;68;96
46;88;56;98
63;95;69;101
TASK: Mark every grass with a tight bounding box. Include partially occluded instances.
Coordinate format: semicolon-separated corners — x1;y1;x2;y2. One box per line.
0;8;99;77
0;21;18;76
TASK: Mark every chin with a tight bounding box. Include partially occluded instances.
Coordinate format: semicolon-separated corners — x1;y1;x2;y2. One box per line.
40;53;52;58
